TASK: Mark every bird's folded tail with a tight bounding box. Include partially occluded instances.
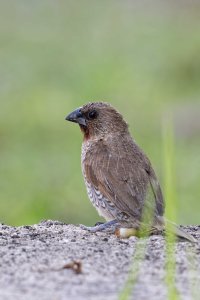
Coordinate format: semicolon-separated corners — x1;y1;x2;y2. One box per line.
164;219;197;243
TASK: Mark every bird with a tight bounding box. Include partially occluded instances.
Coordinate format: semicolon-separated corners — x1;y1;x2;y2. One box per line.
65;102;196;242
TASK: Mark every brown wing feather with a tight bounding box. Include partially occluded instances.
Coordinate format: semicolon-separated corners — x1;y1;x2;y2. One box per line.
146;167;165;217
84;135;164;224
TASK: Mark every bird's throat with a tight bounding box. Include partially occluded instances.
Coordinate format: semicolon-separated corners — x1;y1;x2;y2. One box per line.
79;124;90;140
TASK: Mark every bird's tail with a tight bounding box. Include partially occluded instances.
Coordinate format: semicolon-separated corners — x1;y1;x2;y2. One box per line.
163;218;196;243
116;218;197;242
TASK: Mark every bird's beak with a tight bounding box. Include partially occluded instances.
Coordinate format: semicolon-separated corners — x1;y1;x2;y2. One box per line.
65;108;86;126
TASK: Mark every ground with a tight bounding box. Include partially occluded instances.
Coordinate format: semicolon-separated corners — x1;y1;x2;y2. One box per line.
0;220;199;300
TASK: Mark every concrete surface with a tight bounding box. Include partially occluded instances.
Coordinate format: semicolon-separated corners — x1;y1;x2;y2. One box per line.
0;220;199;300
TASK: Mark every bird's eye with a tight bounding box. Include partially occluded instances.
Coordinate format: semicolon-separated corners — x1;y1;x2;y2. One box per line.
88;110;98;120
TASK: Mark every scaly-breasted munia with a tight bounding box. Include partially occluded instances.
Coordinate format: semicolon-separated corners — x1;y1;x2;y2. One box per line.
65;102;195;242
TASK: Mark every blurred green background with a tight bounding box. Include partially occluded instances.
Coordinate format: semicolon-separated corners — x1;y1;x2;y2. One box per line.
0;0;200;226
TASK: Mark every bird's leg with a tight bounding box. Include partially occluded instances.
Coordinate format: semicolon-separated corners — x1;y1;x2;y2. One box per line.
94;221;105;226
80;219;120;233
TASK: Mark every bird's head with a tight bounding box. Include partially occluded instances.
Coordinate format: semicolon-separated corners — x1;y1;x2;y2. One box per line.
65;102;128;140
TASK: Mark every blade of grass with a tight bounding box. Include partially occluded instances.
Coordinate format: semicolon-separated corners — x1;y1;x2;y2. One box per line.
163;114;180;300
119;185;156;300
118;239;147;300
186;243;199;299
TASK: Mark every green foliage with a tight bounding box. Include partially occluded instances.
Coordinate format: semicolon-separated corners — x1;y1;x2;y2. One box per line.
0;1;200;225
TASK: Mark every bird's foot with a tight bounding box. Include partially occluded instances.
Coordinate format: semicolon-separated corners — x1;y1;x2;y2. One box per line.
80;219;120;233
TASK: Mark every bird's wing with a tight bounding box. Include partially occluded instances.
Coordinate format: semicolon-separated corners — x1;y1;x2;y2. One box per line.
146;167;165;217
84;138;164;224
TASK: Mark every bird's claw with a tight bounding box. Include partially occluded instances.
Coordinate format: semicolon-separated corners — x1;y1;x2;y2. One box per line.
79;224;100;233
79;220;120;233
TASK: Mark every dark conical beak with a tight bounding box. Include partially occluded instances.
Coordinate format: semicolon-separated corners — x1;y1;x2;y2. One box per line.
65;108;86;126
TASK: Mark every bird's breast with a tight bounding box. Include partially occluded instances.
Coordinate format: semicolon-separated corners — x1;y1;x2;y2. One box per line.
81;141;118;221
83;175;116;221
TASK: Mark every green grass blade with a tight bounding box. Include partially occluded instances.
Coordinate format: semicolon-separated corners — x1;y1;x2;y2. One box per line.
163;115;180;300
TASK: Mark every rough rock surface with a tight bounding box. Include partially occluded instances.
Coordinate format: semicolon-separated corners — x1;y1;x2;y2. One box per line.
0;221;199;300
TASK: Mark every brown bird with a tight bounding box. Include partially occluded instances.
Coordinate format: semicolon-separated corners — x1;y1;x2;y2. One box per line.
65;102;195;242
